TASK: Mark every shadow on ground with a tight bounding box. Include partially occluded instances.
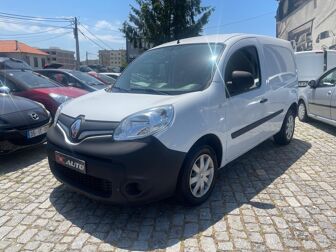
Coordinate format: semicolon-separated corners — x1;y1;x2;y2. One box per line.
50;138;311;250
307;119;336;136
0;143;47;175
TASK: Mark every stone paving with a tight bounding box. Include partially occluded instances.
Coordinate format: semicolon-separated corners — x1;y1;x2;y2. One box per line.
0;120;336;251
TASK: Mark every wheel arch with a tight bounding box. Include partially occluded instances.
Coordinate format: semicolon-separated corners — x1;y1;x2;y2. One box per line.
289;102;298;117
185;134;223;168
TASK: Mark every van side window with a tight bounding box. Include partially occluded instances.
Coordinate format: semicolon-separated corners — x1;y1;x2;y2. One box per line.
225;46;261;97
264;45;296;78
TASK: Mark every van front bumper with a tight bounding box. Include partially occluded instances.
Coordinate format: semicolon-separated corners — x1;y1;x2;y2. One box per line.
47;126;186;205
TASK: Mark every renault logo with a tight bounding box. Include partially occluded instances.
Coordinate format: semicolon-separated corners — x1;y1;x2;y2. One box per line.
30;112;39;121
70;118;83;139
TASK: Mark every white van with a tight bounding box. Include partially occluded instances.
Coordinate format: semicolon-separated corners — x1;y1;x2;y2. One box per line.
47;34;298;205
295;50;336;85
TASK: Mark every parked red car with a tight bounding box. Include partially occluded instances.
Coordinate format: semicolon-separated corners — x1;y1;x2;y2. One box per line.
0;70;87;116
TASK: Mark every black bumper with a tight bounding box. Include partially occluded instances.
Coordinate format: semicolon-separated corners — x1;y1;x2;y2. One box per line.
0;125;48;154
47;126;186;205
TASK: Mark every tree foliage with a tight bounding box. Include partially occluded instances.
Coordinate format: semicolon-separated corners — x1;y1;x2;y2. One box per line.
121;0;214;48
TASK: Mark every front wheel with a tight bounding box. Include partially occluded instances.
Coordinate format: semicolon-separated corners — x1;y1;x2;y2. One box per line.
176;145;218;206
274;108;295;145
298;101;309;122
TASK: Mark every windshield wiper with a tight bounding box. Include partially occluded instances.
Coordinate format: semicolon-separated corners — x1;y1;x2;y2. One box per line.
130;88;169;95
111;86;129;93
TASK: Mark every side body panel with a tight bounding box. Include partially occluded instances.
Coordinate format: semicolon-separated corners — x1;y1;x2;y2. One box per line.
155;82;228;167
259;40;298;136
332;88;336;121
221;38;271;162
308;87;333;119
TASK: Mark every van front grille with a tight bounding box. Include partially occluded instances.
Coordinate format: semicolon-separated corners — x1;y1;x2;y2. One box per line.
51;163;112;198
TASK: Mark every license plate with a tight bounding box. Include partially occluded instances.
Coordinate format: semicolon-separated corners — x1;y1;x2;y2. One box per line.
27;124;49;139
55;151;86;174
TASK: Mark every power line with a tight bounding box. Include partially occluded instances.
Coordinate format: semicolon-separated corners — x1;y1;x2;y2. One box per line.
28;32;72;43
79;23;113;50
206;11;275;30
0;25;72;37
0;18;73;29
0;12;73;22
78;29;106;50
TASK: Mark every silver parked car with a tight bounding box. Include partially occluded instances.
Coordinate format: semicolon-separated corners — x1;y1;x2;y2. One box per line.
298;67;336;126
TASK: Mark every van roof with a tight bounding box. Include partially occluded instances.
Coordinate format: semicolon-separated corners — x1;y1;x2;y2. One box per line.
295;50;336;55
153;33;291;49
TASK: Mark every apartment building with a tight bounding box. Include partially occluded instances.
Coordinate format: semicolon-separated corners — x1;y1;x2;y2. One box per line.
98;49;126;69
40;47;75;69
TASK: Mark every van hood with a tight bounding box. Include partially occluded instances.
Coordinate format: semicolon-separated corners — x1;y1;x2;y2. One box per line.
61;90;181;121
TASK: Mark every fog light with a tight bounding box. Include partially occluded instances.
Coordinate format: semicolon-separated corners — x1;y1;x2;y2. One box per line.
124;182;142;197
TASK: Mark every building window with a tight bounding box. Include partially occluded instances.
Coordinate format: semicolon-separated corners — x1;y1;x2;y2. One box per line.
41;58;46;67
34;57;38;68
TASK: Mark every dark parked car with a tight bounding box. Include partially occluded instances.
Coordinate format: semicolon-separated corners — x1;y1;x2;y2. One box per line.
0;70;87;116
0;93;51;154
0;57;32;70
79;65;94;72
35;69;107;92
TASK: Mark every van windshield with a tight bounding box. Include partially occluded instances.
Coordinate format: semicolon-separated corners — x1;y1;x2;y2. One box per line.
111;43;224;95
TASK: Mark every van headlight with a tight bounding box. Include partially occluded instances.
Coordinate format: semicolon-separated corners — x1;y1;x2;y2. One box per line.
113;105;174;141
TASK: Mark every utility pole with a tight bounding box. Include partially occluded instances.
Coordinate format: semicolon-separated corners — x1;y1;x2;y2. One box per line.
86;51;88;65
73;17;80;70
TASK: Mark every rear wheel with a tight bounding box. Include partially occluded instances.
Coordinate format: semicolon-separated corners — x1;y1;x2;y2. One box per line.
298;101;309;122
274;108;295;145
176;145;218;206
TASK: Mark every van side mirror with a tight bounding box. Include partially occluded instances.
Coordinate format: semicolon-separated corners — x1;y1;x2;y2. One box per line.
308;80;317;88
232;71;254;91
0;86;10;94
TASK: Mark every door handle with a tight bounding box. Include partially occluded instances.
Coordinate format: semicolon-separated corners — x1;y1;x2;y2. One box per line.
260;98;268;104
328;90;332;95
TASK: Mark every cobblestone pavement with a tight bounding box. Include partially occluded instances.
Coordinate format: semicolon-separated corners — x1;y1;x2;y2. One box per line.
0;120;336;252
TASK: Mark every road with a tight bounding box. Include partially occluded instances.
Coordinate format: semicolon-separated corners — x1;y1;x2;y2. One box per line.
0;120;335;251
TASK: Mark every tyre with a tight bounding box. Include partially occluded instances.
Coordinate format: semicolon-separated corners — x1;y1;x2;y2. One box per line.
274;108;296;145
298;101;309;122
176;145;218;206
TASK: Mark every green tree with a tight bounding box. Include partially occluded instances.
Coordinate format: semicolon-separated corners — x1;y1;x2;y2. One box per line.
121;0;214;48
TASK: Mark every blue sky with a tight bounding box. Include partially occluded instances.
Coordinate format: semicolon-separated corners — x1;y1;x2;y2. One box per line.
0;0;277;60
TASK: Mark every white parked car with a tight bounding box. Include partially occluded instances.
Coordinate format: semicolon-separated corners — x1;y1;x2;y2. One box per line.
100;72;121;79
295;50;336;87
298;67;336;126
47;34;298;205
